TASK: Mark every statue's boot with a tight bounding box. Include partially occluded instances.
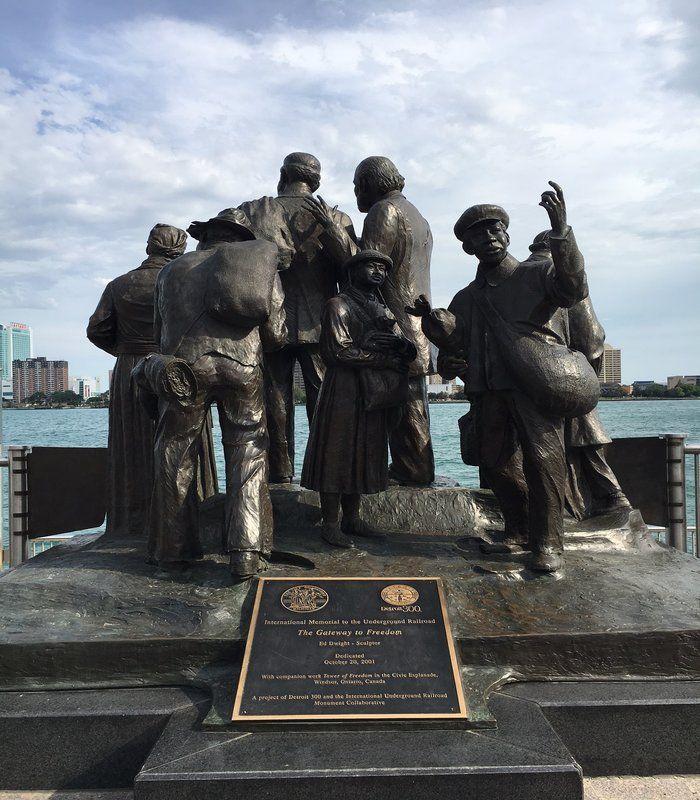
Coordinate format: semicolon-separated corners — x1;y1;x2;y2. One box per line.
341;517;386;539
230;550;268;582
480;528;529;554
322;524;353;549
590;490;632;517
527;548;564;573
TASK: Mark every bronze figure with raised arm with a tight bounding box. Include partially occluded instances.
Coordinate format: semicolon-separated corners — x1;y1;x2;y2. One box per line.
407;183;596;573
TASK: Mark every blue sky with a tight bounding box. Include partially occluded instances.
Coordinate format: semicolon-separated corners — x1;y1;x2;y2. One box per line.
0;0;698;384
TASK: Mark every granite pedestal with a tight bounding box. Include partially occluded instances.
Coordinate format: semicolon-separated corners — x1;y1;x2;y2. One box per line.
0;484;698;795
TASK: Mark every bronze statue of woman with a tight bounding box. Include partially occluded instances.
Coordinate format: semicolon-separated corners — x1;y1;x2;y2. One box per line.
87;224;218;539
301;249;416;547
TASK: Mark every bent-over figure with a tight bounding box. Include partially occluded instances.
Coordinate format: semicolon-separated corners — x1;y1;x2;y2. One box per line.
301;250;417;548
150;209;286;579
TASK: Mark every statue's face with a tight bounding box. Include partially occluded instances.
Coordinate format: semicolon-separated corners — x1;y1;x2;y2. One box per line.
463;220;508;263
354;259;388;288
353;173;374;213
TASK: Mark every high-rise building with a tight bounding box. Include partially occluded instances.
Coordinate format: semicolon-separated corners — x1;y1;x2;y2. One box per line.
13;357;69;402
599;344;622;385
70;376;97;400
0;322;33;385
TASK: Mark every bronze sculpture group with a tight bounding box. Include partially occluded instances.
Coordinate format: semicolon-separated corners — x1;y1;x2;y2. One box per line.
88;154;629;579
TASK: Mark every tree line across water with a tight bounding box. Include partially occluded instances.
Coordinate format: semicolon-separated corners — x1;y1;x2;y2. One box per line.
9;390;110;408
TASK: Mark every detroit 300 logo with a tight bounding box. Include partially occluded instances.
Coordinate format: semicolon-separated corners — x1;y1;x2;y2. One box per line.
380;584;420;606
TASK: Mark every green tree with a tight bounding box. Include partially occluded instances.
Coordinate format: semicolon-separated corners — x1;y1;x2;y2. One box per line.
50;390;82;406
25;391;47;405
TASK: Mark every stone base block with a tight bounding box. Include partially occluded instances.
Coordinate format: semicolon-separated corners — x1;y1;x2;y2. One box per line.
134;693;582;800
0;688;208;790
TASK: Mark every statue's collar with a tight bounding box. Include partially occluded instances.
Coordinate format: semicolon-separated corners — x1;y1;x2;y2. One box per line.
475;253;520;287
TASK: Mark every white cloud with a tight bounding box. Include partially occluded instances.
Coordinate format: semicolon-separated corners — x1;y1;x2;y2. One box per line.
0;0;698;381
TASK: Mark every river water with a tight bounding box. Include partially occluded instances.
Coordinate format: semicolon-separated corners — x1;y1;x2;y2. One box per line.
3;400;699;528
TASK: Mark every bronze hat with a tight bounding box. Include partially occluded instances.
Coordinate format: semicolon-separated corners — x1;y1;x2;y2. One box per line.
187;208;256;242
454;204;509;242
343;249;394;272
529;229;551;252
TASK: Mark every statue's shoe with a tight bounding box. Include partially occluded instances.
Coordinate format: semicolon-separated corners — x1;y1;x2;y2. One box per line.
590;491;633;517
527;548;564;573
321;524;353;549
341;518;386;539
479;536;528;554
230;551;268;582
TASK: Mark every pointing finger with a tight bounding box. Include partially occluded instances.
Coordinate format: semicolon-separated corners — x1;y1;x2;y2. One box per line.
548;181;564;200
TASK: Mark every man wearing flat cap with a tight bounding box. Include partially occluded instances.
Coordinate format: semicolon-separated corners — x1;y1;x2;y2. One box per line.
408;183;589;573
149;208;287;580
306;156;435;487
235;153;355;483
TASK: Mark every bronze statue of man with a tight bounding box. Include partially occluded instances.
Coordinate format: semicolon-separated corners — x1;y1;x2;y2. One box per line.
149;209;287;580
526;230;631;519
408;183;590;573
306;156;435;486
87;224;217;538
236;153;354;483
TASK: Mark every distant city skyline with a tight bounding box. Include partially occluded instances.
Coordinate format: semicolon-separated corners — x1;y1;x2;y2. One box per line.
0;2;698;384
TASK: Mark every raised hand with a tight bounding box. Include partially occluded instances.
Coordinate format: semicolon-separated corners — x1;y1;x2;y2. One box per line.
302;195;337;230
405;294;432;318
539;181;567;236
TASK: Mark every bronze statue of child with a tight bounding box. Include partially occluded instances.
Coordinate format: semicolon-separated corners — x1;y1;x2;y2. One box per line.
301;249;417;547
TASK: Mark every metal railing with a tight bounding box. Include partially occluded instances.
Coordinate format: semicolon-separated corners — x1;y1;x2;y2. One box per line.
0;446;28;568
0;435;698;567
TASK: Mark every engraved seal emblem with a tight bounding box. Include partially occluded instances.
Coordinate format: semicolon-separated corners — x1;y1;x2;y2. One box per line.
381;584;420;606
281;585;329;613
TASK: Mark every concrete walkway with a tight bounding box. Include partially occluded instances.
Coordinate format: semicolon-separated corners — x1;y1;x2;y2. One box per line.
584;776;700;799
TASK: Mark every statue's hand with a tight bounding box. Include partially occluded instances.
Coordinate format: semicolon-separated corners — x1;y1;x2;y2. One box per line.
386;356;410;374
439;356;469;381
362;331;398;351
405;294;432;318
539;181;567;236
302;195;337;230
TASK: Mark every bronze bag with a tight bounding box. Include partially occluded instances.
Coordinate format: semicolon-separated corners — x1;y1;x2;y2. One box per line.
470;287;600;419
204;240;279;328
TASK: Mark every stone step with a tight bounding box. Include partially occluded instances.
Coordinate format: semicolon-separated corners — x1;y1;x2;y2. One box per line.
133;692;583;800
0;688;209;792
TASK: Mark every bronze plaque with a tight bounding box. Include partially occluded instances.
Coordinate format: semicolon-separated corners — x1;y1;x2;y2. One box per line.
232;577;466;721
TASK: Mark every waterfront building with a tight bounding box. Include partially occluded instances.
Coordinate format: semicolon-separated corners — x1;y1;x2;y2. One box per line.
427;373;459;396
667;375;700;389
599;343;622;384
13;357;69;402
0;322;33;395
71;377;93;400
292;362;303;394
